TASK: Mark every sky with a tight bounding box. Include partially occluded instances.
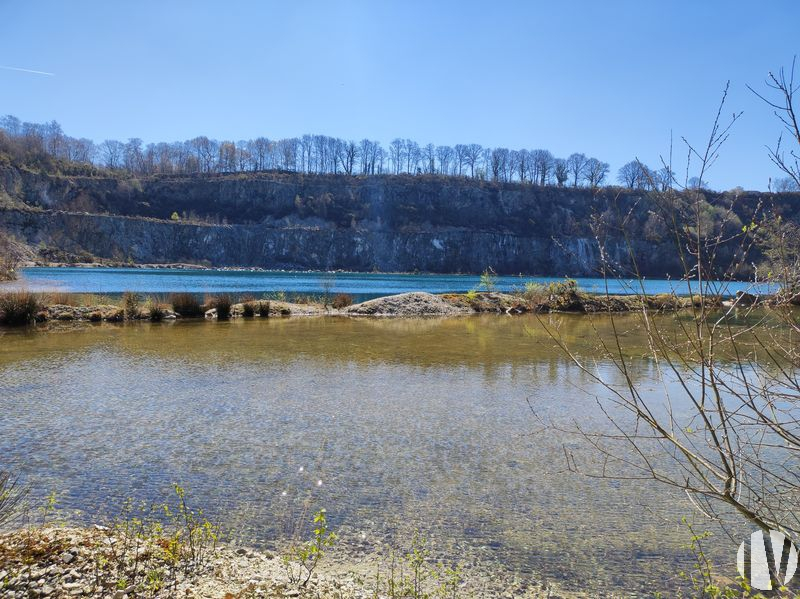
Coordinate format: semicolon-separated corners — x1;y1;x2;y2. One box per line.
1;0;798;190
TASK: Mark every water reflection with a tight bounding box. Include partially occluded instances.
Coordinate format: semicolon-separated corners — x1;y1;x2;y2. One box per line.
0;314;745;592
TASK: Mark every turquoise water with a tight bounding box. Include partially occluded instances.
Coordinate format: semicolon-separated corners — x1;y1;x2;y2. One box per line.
13;267;773;299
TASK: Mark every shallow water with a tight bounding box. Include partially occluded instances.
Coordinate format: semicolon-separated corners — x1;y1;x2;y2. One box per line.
12;266;773;300
0;314;745;593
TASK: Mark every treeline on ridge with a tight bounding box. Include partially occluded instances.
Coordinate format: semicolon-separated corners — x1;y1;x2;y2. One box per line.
7;114;795;192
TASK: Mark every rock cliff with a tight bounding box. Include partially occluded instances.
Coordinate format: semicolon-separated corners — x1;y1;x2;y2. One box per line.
1;167;795;276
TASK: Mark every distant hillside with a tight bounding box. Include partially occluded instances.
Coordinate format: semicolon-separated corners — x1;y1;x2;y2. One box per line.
1;164;797;277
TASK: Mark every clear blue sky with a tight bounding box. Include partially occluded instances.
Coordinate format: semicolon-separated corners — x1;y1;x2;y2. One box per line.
1;0;798;190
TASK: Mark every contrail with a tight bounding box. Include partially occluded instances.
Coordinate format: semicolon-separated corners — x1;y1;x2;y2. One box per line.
0;65;54;76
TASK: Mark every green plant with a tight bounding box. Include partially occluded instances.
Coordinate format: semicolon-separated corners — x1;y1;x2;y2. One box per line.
122;291;139;320
406;531;430;598
96;485;219;595
522;281;545;302
170;293;203;317
479;267;497;293
242;302;255;317
434;563;463;599
464;289;478;302
39;490;57;527
283;509;337;587
372;533;463;599
257;300;270;317
0;291;40;325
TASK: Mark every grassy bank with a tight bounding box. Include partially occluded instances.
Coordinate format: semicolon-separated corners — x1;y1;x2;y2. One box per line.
0;282;750;327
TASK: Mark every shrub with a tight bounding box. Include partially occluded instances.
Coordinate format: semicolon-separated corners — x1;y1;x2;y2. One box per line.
283;509;337;587
170;292;203;317
0;291;41;325
146;299;166;321
522;282;546;304
257;300;270;317
90;484;219;592
240;294;256;317
479;267;497;293
214;294;232;320
122;291;139;320
331;293;353;309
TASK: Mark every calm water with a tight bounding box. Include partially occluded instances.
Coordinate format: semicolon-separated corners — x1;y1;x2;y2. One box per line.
0;314;745;594
12;266;773;300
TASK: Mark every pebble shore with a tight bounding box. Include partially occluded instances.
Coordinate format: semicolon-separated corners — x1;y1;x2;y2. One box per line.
0;527;573;598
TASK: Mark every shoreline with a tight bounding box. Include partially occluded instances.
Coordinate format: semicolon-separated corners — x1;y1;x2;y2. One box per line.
0;289;742;328
0;525;574;598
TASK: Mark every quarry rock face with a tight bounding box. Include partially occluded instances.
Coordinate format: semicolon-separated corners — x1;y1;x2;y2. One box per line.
0;168;786;276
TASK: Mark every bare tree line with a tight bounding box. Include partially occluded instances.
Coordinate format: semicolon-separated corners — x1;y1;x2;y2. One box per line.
3;114;797;193
0;114;687;190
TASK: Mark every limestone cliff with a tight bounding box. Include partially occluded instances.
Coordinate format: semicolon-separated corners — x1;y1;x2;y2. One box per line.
0;167;794;276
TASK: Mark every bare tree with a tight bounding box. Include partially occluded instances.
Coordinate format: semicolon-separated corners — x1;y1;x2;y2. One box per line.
617;160;643;188
463;143;483;177
553;158;569;187
536;85;800;594
101;139;124;169
748;57;800;188
516;149;530;183
531;149;554;186
435;145;453;175
584;158;609;187
490;148;509;181
404;139;420;174
454;144;468;176
422;143;436;174
774;176;800;192
389;138;403;174
566;152;588;187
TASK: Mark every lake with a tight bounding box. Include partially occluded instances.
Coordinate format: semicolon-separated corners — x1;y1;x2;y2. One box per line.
10;267;773;300
0;313;745;594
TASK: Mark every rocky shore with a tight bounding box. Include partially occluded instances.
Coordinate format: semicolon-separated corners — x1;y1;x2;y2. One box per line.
0;285;735;327
0;526;567;599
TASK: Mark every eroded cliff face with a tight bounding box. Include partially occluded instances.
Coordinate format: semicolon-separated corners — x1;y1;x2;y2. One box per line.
0;167;794;276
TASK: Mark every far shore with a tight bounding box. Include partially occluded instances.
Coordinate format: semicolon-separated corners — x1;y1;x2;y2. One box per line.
0;286;777;328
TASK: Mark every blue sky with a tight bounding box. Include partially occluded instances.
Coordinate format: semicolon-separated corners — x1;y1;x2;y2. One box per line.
1;1;798;190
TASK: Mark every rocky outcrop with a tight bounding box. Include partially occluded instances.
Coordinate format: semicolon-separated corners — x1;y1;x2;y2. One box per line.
1;167;797;276
343;292;470;316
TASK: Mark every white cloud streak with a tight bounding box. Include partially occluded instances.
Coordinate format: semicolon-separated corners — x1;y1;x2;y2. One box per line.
0;65;55;76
